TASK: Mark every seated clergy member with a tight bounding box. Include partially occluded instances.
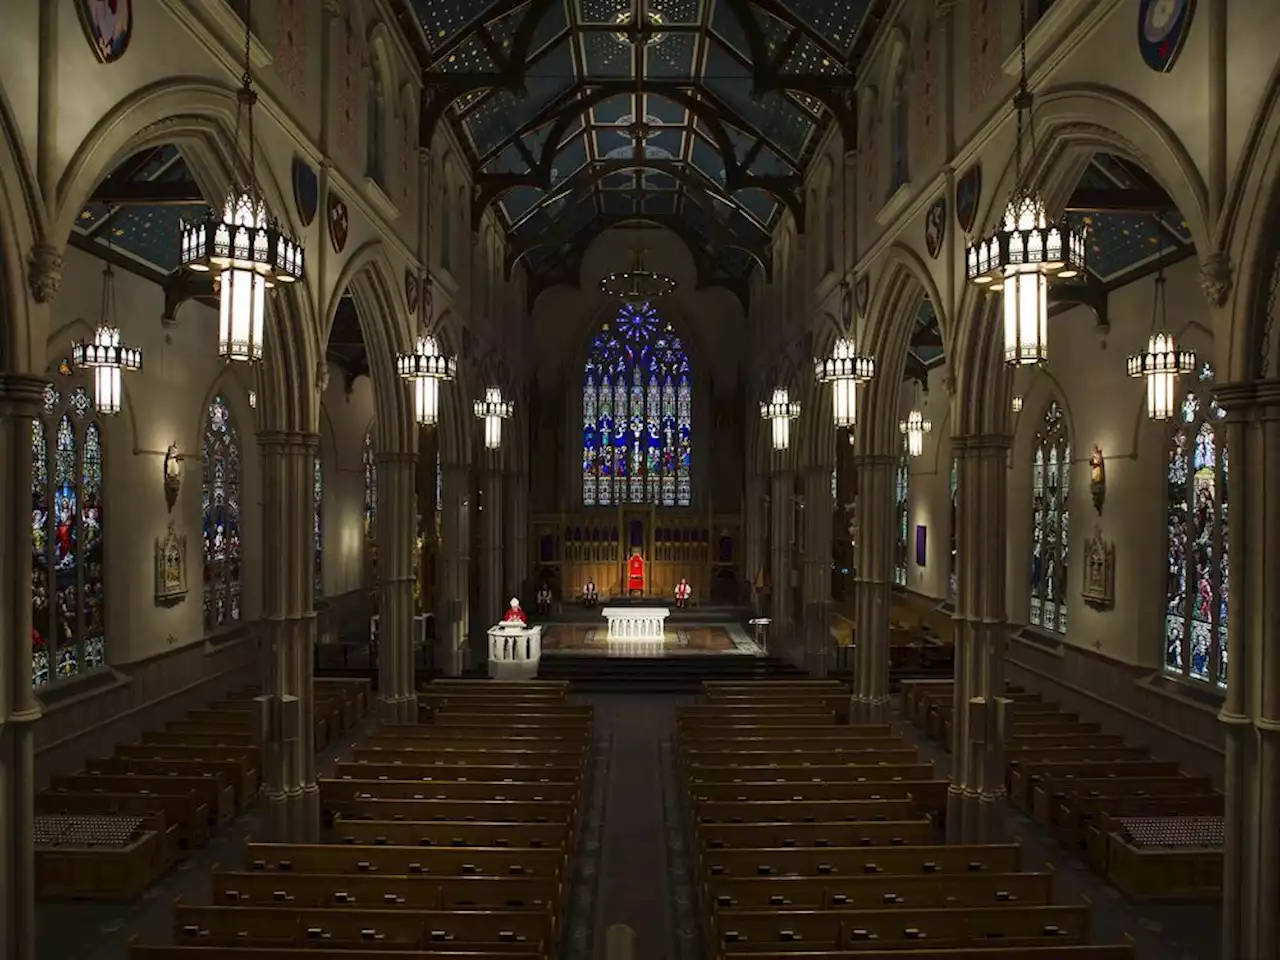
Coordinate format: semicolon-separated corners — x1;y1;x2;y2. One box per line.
583;578;598;607
503;596;527;625
535;583;552;615
675;578;691;609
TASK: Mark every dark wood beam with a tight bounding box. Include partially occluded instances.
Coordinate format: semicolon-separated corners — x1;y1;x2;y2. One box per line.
90;180;205;206
1064;186;1174;214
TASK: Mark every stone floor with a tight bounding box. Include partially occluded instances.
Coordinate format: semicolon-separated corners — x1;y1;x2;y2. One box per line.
34;690;1224;960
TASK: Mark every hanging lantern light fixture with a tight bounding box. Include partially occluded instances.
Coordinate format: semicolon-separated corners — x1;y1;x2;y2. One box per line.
475;386;513;450
815;282;875;429
1127;264;1194;421
180;0;303;362
964;2;1085;367
600;247;677;303
72;264;141;416
900;409;932;457
761;387;801;452
397;333;456;426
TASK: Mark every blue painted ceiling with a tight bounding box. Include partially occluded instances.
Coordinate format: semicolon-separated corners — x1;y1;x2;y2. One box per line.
411;0;876;294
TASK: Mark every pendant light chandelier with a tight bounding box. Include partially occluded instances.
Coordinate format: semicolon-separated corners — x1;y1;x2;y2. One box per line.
475;386;513;450
397;333;456;426
965;0;1084;366
72;263;141;415
761;387;801;452
899;404;931;458
1127;259;1194;421
600;247;677;303
815;152;875;430
180;0;303;362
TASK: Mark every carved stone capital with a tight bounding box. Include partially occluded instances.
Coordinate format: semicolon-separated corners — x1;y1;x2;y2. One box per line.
316;360;330;393
26;243;62;304
1199;251;1233;307
0;372;50;417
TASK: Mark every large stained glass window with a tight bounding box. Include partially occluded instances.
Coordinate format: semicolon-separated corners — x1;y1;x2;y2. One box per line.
30;366;107;689
313;453;324;598
1165;365;1229;687
202;395;242;630
363;425;378;598
1030;401;1070;633
948;458;957;599
894;452;908;585
582;301;691;507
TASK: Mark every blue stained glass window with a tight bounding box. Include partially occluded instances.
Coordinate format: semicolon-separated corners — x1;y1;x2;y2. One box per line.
1030;401;1069;634
31;369;107;689
202;395;242;630
582;301;692;507
895;453;908;585
1165;370;1229;688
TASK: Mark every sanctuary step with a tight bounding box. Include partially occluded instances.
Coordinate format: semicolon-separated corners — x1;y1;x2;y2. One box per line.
535;653;806;691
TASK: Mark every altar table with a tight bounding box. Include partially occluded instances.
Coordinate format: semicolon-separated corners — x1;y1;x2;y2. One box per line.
601;606;670;642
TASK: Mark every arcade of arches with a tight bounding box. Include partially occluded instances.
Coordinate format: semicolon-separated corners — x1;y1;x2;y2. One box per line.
2;2;1280;959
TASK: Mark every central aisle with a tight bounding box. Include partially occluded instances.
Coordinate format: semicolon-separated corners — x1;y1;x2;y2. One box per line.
587;693;698;960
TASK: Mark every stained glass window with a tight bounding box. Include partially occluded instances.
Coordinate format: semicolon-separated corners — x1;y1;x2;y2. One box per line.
202;395;242;631
948;458;958;599
313;453;324;598
582;301;692;507
895;452;908;585
363;427;377;543
890;62;910;194
1165;366;1229;687
30;368;106;689
1030;401;1070;634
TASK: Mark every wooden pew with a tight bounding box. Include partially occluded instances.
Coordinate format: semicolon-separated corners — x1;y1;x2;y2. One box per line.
334;760;583;783
688;780;949;820
705;871;1055;910
36;821;164;900
694;799;917;825
367;735;587;756
330;797;577;825
715;947;1135;960
377;723;591;743
210;868;561;911
1010;760;1179;811
171;900;548;952
86;756;254;811
37;789;209;849
682;747;920;767
52;772;233;826
703;680;847;694
698;820;935;850
1083;794;1225;874
319;779;577;821
679;703;842;719
331;817;569;851
1056;788;1222;849
133;947;553;960
713;902;1091;953
679;726;895;743
430;712;591;730
244;841;563;879
685;762;935;784
678;715;840;731
426;678;568;695
681;738;908;757
698;842;1022;879
1006;745;1149;801
351;745;589;770
1034;774;1214;834
142;730;257;749
422;694;580;711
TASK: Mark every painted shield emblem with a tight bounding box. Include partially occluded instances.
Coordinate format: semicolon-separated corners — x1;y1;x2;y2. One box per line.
1138;0;1196;73
925;196;947;259
76;0;133;63
405;269;419;315
956;163;982;234
854;273;871;319
327;194;349;254
292;157;318;228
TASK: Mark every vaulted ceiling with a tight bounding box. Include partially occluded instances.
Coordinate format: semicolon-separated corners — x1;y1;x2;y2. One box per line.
405;0;878;299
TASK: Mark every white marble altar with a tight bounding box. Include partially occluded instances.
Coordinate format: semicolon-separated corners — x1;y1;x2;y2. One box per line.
601;606;670;642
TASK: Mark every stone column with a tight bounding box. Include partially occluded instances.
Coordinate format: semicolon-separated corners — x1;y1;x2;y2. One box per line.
437;462;471;675
768;470;795;655
851;454;894;724
376;451;417;723
744;473;767;610
479;465;505;634
505;471;529;601
802;467;834;676
0;374;47;960
1217;381;1280;960
258;431;320;841
948;435;1011;843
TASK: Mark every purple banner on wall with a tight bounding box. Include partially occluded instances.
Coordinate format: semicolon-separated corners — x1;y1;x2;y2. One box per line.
915;525;927;568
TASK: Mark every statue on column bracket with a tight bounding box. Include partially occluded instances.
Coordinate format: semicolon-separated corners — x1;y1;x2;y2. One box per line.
164;443;184;511
27;243;63;303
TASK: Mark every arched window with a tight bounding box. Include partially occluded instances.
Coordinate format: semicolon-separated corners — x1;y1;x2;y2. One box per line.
1165;365;1229;687
894;452;908;585
948;457;957;599
202;395;242;630
313;452;324;598
1030;401;1070;633
889;60;910;194
582;301;691;507
30;364;107;688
